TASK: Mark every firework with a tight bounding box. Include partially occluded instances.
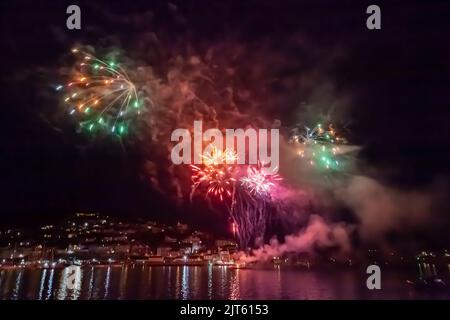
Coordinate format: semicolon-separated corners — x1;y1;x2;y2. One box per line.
240;163;282;196
222;162;281;249
229;185;271;250
201;146;238;166
190;160;280;249
190;147;238;201
56;47;144;135
231;222;238;237
189;148;270;249
295;123;347;171
190;164;236;201
223;148;239;164
190;149;282;249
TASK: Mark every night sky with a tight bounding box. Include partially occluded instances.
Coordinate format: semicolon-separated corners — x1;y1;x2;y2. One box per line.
0;0;449;247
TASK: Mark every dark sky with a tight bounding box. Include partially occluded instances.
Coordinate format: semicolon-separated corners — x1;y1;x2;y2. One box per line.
0;0;449;243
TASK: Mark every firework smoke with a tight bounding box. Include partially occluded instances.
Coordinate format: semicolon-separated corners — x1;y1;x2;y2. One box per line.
239;214;352;263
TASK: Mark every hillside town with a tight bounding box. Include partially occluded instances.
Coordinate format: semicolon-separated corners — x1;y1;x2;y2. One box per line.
0;213;239;268
1;213;449;276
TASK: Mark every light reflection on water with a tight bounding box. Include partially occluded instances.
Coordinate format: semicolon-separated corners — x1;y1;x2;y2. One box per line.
46;269;54;300
38;269;47;300
0;265;449;300
181;265;189;299
11;269;23;300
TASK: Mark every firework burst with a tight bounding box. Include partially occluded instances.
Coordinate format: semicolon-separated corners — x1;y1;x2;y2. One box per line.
240;163;282;196
56;47;145;135
294;123;347;171
191;164;236;201
190;146;238;201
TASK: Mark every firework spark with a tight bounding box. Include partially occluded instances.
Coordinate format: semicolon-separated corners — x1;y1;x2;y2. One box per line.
201;146;239;166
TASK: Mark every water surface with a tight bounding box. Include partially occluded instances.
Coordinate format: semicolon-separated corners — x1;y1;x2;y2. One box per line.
0;265;448;300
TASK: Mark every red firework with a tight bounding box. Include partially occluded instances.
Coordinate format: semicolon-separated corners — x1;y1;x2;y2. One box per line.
190;164;236;201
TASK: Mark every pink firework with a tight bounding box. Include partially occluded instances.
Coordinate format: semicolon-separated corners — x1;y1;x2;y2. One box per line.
240;163;282;196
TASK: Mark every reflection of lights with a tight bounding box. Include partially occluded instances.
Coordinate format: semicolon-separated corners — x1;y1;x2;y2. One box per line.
104;266;112;299
181;265;189;300
12;270;24;299
207;263;213;299
38;269;48;300
46;269;55;300
230;268;240;300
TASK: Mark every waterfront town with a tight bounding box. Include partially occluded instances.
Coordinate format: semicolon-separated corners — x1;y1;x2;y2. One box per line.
0;213;242;268
0;213;449;276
